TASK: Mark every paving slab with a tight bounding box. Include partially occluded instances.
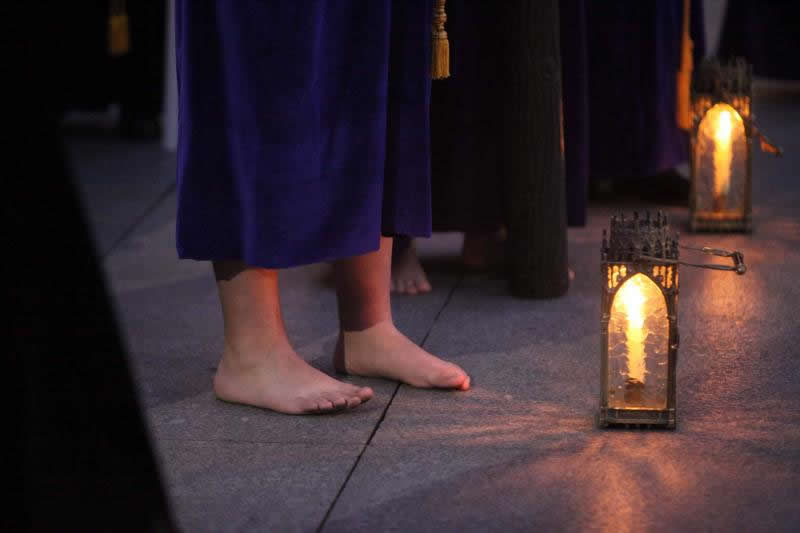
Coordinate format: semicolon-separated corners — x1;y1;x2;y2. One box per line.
68;138;176;256
158;440;360;533
324;433;800;532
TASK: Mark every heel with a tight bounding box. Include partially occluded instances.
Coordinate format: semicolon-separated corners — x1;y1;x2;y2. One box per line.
333;334;347;374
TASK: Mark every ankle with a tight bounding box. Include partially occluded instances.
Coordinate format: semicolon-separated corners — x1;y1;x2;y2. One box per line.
336;321;398;369
340;319;396;339
221;335;292;370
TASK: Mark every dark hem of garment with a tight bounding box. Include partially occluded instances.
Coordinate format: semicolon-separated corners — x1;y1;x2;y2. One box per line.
177;243;379;269
178;227;432;269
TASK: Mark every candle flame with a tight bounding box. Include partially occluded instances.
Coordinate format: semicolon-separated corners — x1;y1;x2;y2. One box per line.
715;109;733;144
615;276;647;383
706;104;742;210
608;273;669;409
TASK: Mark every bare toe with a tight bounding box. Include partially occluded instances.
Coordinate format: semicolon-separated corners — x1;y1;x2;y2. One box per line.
356;386;373;402
297;397;322;414
391;243;431;296
346;396;362;408
316;399;335;412
435;365;469;389
326;394;348;410
407;281;419;294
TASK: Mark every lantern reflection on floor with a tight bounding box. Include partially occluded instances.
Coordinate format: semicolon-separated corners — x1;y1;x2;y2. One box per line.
608;273;669;410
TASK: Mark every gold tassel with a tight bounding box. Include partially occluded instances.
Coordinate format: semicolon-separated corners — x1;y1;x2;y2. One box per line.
676;0;693;130
431;0;450;79
109;0;130;57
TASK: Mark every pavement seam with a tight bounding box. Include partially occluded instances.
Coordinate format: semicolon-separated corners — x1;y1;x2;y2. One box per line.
101;180;176;259
316;272;464;532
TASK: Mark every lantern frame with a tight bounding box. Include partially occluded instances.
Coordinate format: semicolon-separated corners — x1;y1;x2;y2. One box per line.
688;58;753;232
599;212;679;429
599;212;747;429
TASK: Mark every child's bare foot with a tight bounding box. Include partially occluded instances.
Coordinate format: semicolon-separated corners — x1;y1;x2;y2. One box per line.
334;321;470;390
391;241;432;295
214;343;373;414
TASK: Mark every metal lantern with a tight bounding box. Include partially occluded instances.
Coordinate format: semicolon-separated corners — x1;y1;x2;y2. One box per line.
599;212;746;429
689;58;782;232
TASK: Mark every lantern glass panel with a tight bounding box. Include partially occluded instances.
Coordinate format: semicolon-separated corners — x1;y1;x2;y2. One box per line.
607;274;668;410
694;103;747;216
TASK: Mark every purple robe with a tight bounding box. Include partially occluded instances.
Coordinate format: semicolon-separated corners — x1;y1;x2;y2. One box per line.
175;1;432;268
585;0;706;181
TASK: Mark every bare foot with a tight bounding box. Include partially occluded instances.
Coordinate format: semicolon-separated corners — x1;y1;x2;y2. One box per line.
391;241;432;295
214;343;373;415
334;321;470;390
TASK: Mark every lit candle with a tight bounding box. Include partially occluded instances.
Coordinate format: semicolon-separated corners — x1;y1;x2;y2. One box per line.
712;108;733;211
616;276;646;385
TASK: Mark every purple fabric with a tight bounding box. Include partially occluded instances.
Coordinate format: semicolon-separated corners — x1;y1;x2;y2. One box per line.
429;0;506;234
585;0;706;181
561;0;590;226
428;0;704;230
175;1;432;269
429;0;591;229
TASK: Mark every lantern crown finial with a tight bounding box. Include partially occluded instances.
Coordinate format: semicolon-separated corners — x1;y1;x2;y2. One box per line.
603;211;679;262
694;57;752;100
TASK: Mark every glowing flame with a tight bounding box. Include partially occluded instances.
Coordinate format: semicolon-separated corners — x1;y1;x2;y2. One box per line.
608;273;669;409
706;104;742;210
715;109;733;144
615;276;646;383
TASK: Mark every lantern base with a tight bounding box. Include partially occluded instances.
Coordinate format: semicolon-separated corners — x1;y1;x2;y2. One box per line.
689;211;752;233
598;407;676;429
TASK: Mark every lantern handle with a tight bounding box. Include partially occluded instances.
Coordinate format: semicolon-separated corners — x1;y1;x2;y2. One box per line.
638;245;747;275
748;119;783;156
757;131;782;156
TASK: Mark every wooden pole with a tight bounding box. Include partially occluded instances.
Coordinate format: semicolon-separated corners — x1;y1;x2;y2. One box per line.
503;0;569;298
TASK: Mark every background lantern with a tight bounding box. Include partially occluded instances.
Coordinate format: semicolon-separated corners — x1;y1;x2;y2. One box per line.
689;58;782;232
599;212;746;429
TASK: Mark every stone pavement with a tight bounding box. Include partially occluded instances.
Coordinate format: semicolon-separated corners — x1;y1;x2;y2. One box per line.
71;84;800;532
